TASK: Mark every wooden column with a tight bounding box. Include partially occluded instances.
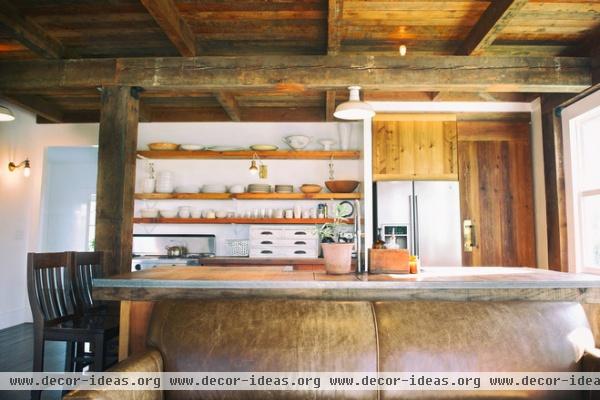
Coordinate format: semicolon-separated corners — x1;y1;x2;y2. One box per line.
540;95;572;272
95;86;140;277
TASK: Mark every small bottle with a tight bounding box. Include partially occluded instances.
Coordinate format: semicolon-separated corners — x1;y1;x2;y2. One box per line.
409;255;420;274
373;228;385;249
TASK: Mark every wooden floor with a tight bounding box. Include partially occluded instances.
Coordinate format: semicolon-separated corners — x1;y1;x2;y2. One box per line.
0;323;65;400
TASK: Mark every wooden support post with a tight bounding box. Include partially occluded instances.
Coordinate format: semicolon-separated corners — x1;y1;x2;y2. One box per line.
540;95;572;272
95;86;140;277
325;90;336;121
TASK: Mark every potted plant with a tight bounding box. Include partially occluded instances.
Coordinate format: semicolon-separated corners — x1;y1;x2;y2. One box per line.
319;205;354;274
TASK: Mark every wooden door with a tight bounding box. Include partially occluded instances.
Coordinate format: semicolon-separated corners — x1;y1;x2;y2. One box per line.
458;121;536;267
373;114;457;181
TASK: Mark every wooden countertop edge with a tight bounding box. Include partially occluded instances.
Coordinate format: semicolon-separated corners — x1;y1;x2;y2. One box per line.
93;286;600;303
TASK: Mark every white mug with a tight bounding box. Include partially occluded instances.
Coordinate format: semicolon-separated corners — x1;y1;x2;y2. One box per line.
191;209;202;218
293;205;302;219
179;209;190;218
274;209;283;218
142;178;155;193
285;209;294;219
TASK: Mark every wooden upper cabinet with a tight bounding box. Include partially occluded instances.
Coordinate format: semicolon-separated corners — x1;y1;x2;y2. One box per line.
372;114;458;181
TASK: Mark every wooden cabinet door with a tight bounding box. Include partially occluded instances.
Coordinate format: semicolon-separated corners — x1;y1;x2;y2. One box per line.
458;121;536;267
373;114;457;181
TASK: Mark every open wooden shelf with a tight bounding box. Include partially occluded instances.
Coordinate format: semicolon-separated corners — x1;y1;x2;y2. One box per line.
137;150;360;160
135;192;361;200
133;218;354;225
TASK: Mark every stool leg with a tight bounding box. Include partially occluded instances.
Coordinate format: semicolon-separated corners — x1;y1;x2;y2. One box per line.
64;341;74;372
92;335;104;372
31;330;44;400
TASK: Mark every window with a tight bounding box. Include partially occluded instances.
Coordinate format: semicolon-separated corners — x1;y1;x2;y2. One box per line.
562;91;600;273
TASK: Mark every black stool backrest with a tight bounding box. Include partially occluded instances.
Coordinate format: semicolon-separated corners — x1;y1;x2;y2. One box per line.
27;252;78;326
72;251;104;312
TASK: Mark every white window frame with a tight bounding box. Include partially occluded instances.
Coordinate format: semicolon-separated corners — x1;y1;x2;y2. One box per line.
561;90;600;274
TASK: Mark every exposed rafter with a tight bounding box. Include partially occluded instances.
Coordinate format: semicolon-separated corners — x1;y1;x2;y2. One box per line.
215;92;241;121
456;0;528;56
0;0;66;59
325;90;336;121
327;0;343;55
1;94;63;122
0;55;590;93
139;0;196;57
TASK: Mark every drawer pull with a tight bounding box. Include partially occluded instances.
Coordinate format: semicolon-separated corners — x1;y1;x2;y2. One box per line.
294;241;307;245
260;250;273;254
294;250;307;254
261;231;274;235
293;232;307;236
260;241;273;245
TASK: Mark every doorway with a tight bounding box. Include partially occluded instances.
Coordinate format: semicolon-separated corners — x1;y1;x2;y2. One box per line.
40;147;98;252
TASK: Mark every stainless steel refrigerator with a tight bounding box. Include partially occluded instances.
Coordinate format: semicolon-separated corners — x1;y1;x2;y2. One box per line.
375;181;462;267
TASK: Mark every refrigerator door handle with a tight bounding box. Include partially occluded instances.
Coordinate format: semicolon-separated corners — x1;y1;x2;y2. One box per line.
414;195;419;257
408;195;414;254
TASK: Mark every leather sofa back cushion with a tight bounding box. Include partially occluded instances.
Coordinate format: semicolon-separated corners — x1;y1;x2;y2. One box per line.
147;300;378;400
375;301;594;400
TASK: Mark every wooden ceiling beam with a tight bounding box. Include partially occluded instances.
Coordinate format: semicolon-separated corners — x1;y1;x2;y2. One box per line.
1;94;63;122
327;0;343;55
456;0;528;56
140;0;196;57
325;90;336;121
214;91;241;121
0;0;66;59
0;55;590;93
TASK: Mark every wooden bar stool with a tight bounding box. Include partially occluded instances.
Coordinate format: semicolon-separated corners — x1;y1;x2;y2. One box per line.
27;252;118;400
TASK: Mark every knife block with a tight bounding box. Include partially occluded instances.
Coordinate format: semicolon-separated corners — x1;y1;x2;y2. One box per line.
369;249;410;274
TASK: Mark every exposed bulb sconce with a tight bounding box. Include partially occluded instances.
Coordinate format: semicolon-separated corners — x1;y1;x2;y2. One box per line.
0;105;15;121
249;153;268;179
9;158;31;177
333;86;375;120
399;44;407;56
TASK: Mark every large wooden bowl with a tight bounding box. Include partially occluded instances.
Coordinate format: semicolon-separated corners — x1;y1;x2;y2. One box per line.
325;180;359;193
148;142;179;151
300;184;322;194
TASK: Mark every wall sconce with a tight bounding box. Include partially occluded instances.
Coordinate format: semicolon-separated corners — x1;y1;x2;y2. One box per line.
0;105;15;121
249;153;268;179
8;159;31;177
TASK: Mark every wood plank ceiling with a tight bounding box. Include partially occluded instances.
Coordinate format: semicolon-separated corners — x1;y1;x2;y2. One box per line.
0;0;598;123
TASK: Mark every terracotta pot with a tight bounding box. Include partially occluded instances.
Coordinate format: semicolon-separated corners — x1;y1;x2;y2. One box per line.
322;243;354;274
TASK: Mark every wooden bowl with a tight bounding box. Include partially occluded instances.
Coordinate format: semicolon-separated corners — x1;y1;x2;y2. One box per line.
300;184;322;194
325;180;359;193
148;142;179;151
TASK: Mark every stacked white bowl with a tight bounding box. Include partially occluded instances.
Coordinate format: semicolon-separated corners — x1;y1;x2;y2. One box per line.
155;171;174;193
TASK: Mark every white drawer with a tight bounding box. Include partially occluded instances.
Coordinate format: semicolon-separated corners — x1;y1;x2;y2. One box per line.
249;228;284;240
249;247;318;258
250;239;318;247
282;228;318;240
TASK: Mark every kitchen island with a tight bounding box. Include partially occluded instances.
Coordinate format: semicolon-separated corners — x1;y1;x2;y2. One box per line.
94;266;600;359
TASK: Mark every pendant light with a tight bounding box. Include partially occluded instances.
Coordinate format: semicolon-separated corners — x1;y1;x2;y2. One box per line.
0;105;15;121
333;86;375;120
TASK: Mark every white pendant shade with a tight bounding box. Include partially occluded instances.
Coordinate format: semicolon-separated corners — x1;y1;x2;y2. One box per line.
0;106;15;121
333;86;375;120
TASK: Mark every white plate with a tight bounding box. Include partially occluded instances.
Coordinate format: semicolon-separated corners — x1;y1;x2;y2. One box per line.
180;144;204;151
206;146;246;152
175;185;200;193
250;144;278;151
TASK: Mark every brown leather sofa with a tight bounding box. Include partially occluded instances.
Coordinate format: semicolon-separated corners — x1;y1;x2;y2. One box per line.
65;300;600;399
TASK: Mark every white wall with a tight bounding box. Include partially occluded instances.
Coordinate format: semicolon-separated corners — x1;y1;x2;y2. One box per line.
136;122;363;255
0;103;97;329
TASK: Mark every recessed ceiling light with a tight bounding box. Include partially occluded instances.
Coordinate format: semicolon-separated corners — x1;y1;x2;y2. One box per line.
399;45;407;56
